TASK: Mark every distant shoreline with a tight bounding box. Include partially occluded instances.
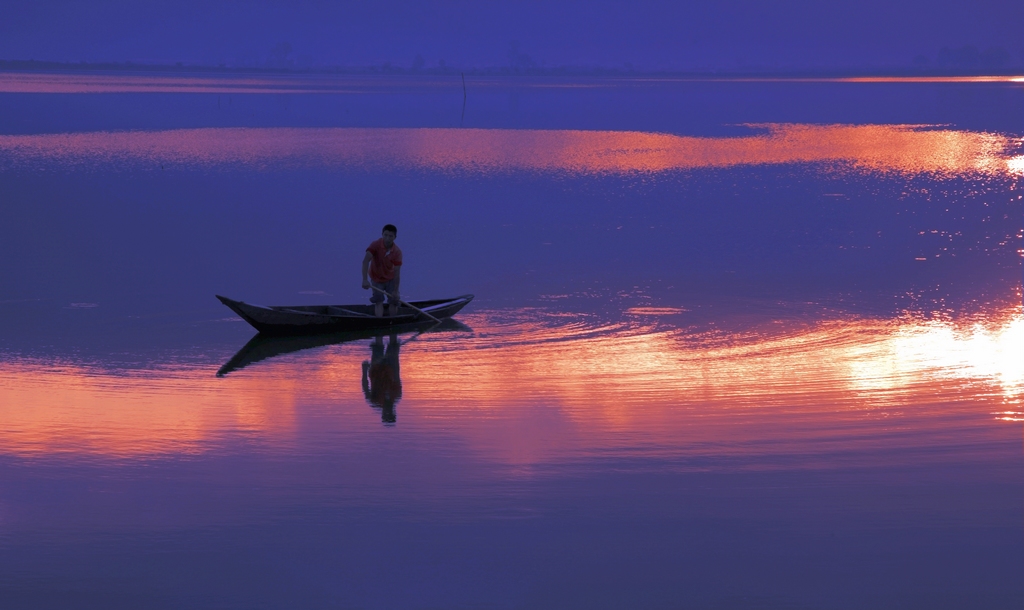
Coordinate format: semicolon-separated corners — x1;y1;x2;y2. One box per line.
1;59;1021;80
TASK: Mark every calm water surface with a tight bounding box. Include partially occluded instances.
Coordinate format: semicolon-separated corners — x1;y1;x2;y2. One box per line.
1;72;1022;609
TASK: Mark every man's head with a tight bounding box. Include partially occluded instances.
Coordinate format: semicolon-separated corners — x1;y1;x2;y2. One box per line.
382;224;397;247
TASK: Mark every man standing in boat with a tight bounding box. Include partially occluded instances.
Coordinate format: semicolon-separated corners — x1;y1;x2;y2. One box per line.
362;224;403;317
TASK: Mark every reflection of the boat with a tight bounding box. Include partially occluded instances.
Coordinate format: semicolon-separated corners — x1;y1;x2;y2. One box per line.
216;317;472;377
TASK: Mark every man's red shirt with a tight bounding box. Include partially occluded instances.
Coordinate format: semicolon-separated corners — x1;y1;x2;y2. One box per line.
366;238;403;283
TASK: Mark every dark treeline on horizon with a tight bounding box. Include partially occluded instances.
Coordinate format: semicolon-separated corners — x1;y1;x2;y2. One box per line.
2;52;1022;79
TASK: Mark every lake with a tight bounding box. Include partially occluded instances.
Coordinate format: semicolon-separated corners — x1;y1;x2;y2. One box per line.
1;71;1022;609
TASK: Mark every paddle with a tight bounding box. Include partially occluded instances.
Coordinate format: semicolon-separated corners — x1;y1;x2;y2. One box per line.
369;285;442;323
398;320;444;346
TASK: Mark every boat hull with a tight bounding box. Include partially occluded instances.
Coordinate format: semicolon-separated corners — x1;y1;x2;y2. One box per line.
216;294;474;335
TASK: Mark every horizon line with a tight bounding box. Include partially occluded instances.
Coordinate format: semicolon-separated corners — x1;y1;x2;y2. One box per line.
1;58;1023;81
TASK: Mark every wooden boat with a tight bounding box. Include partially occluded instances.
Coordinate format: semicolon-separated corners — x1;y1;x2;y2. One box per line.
216;294;474;335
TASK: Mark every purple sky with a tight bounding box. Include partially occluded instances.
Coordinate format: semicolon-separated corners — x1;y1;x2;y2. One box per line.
3;0;1022;71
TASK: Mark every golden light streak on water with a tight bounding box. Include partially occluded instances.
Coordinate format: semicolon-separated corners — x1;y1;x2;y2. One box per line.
0;124;1015;176
1007;155;1024;175
854;311;1024;397
847;315;1024;398
625;307;688;315
1;308;1020;461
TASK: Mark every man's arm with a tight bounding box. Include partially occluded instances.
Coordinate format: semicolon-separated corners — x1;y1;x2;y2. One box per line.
361;251;372;288
391;265;400;296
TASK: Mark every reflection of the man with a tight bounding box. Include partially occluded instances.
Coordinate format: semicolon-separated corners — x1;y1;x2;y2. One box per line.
361;334;402;424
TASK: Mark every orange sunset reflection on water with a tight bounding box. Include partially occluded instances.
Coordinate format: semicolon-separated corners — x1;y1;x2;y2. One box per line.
0;364;301;458
0;124;1018;176
2;308;1020;463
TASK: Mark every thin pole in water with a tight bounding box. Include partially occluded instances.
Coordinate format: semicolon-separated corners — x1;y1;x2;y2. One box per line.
461;72;467;124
